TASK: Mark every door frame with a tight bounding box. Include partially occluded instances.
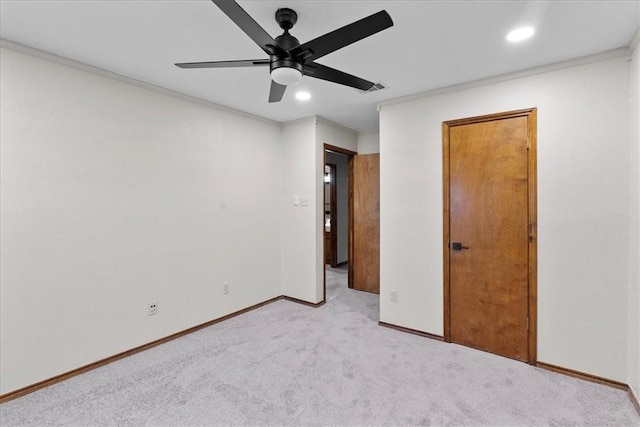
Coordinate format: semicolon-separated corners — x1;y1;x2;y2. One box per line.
442;108;538;364
323;144;357;302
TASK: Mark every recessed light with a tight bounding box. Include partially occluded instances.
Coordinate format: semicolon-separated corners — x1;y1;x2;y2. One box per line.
295;91;311;101
506;26;535;43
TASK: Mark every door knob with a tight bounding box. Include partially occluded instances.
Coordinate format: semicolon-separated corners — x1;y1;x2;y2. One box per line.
451;242;469;251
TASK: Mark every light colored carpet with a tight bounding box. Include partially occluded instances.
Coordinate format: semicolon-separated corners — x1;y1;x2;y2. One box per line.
1;265;638;426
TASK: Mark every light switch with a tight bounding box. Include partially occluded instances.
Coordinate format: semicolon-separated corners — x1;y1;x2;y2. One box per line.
293;196;299;206
300;197;309;206
390;290;398;302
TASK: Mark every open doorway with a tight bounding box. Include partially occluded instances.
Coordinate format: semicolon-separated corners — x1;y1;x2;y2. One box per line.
323;144;380;302
323;145;355;301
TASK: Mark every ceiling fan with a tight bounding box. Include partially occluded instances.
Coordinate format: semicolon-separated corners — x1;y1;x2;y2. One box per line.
175;0;394;103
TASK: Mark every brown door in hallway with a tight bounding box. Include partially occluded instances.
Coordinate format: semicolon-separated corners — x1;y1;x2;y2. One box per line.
353;153;380;294
443;109;537;363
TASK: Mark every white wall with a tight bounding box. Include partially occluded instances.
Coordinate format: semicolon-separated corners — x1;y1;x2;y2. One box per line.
357;132;380;154
281;118;357;303
316;120;357;297
281;118;318;302
380;55;631;382
325;152;349;264
628;35;640;397
0;47;283;395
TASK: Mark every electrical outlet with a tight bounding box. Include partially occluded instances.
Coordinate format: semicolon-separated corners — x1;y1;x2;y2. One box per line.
390;290;398;303
223;282;230;295
148;301;158;316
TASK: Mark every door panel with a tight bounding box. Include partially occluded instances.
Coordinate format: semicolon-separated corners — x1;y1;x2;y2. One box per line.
448;116;529;361
353;154;380;294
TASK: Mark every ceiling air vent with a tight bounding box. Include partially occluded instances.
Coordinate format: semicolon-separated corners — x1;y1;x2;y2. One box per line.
366;82;387;92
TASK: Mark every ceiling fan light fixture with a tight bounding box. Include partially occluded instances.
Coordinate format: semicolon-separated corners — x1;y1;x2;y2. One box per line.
271;66;303;86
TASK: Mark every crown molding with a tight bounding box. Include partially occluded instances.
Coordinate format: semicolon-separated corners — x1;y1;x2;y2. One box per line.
379;47;629;109
0;38;280;127
630;29;640;53
315;116;357;135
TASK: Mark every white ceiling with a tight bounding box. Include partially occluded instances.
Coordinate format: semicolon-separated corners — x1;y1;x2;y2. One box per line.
1;1;638;133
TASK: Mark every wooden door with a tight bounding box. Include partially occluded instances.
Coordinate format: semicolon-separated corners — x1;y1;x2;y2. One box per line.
443;109;537;363
353;154;380;294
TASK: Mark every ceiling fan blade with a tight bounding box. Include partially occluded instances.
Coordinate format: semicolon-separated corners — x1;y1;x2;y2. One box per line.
290;10;393;63
175;59;269;69
303;63;374;91
212;0;281;55
269;80;287;103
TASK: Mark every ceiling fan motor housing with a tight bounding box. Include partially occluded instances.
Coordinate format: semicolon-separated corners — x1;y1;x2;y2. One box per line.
271;11;303;84
270;58;303;74
271;31;303;74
